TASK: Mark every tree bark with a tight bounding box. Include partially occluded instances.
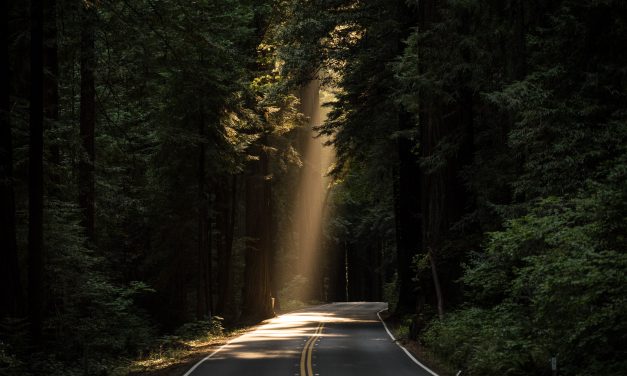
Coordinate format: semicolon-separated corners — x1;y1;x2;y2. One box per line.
417;0;445;319
416;0;476;319
0;0;23;317
420;109;447;320
268;173;282;310
392;0;421;315
332;239;347;302
242;138;274;322
196;109;211;319
43;0;60;188
428;248;444;319
79;2;96;243
29;0;45;341
393;108;421;314
216;175;236;316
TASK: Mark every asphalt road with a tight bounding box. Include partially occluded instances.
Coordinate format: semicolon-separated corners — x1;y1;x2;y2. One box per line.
184;302;438;376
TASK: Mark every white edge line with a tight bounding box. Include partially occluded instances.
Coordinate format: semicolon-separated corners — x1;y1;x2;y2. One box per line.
183;303;335;376
182;339;230;376
377;308;439;376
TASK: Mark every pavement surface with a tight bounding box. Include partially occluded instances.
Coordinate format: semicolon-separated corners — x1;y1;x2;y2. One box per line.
184;302;437;376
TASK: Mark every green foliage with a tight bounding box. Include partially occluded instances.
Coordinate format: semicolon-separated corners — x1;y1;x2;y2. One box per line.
427;183;627;375
38;200;155;374
389;0;627;371
0;341;22;375
175;316;225;341
93;0;266;327
6;0;300;372
424;307;537;376
383;273;399;313
485;1;627;200
5;0;625;374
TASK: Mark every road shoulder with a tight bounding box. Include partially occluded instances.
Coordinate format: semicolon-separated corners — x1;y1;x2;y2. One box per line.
378;310;455;376
126;324;259;376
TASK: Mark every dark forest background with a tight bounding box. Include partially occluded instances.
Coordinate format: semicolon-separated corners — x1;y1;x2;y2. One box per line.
1;0;626;375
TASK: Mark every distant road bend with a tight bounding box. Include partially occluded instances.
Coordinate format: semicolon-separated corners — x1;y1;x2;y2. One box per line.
184;302;438;376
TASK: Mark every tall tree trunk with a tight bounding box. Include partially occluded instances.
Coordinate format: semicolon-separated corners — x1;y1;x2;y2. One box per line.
428;248;444;319
43;0;59;184
329;239;347;302
375;238;383;301
421;113;446;320
79;2;95;243
417;0;476;319
0;0;22;317
417;0;445;320
242;139;274;322
393;108;421;314
207;200;213;316
29;0;45;341
196;109;211;319
268;174;281;309
392;0;421;315
216;175;236;316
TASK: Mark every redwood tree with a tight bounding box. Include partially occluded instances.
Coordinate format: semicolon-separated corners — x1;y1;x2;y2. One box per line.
79;1;96;242
0;0;22;317
216;176;237;316
28;0;45;341
242;140;274;322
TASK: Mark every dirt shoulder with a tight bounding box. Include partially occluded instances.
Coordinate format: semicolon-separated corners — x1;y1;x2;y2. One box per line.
126;325;256;376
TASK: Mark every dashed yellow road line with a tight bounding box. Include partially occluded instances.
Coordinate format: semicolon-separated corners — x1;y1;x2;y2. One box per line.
300;322;324;376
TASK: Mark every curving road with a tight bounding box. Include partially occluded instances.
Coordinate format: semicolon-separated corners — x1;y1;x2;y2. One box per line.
183;302;438;376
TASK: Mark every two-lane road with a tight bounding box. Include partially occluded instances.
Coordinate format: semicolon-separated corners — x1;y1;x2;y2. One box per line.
184;302;438;376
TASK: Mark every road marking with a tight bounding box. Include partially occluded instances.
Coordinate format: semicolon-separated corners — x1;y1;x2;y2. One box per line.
300;336;316;375
377;309;439;376
182;303;336;376
300;322;324;376
182;338;233;376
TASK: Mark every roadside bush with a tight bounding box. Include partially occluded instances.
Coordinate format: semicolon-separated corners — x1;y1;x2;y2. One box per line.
175;316;225;341
423;307;539;376
424;183;627;376
383;273;399;313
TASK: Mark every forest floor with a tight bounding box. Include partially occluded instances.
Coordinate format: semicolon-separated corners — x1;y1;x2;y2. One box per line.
380;312;456;376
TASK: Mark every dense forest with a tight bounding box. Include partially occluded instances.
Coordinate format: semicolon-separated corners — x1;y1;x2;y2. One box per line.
1;0;626;375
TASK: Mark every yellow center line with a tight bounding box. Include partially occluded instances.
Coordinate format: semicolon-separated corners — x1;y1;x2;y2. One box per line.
307;324;323;376
300;322;324;376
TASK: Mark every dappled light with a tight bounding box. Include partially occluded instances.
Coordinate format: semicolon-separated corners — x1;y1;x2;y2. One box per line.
208;303;387;361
